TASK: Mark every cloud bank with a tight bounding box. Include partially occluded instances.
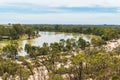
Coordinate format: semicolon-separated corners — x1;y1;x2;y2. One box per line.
0;0;120;24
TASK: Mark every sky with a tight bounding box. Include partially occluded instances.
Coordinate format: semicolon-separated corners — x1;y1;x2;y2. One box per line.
0;0;120;24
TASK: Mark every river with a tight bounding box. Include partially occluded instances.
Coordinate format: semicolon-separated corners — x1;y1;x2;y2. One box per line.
0;31;93;56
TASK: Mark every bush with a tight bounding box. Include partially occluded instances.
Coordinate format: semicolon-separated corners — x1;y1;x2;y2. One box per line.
18;56;25;61
112;75;120;80
49;74;65;80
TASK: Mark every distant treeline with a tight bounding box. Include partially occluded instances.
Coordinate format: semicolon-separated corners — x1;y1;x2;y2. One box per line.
0;24;120;41
30;25;120;41
0;24;37;40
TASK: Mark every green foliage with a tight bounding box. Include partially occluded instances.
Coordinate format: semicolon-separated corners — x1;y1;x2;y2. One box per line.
0;58;30;79
71;53;85;65
32;25;120;41
55;66;70;74
0;24;120;80
91;37;106;46
78;37;89;49
114;45;120;55
13;24;25;36
18;56;25;61
112;75;120;80
2;41;19;59
2;72;9;80
0;24;36;40
26;27;35;39
49;74;65;80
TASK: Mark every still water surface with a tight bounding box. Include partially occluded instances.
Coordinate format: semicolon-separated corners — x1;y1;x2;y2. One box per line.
18;31;92;56
0;32;92;56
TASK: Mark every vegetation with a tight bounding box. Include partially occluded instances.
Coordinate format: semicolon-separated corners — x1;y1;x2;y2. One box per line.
32;25;120;41
0;24;120;80
0;24;38;40
23;38;120;80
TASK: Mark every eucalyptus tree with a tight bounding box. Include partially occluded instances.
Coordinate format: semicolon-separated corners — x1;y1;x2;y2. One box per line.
48;74;65;80
65;39;73;51
2;41;20;60
59;39;66;51
22;60;35;80
91;37;106;47
26;27;35;39
114;45;120;56
9;28;18;39
39;42;50;55
112;57;120;79
25;44;39;58
89;53;113;80
49;42;61;70
0;59;30;80
13;24;25;36
0;61;18;79
71;53;85;80
25;44;49;80
77;37;90;50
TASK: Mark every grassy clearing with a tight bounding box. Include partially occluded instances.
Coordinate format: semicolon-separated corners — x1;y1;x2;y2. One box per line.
0;35;28;48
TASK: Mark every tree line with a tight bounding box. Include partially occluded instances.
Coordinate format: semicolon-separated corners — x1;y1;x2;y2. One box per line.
0;24;120;41
0;24;120;80
0;24;37;40
32;25;120;41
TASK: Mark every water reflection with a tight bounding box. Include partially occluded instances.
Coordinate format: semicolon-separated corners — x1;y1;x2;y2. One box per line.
2;32;92;56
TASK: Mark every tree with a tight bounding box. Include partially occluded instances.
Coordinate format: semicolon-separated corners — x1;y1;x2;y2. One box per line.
2;72;9;80
49;74;65;80
26;27;35;39
13;24;25;36
114;45;120;56
91;37;106;47
9;28;19;39
71;53;85;80
2;41;20;59
90;53;112;80
77;37;89;50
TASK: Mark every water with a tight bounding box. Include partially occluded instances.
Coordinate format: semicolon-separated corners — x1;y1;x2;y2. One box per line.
0;32;92;56
32;32;90;46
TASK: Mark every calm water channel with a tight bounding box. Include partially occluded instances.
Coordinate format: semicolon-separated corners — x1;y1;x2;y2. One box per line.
0;32;92;56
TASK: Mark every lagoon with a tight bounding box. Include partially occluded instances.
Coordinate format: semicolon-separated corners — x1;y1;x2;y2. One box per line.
0;31;93;56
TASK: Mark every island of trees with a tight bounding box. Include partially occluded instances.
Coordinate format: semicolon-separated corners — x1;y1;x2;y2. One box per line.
0;24;120;80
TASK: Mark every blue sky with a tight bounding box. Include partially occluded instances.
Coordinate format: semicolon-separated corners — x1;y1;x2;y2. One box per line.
0;0;120;24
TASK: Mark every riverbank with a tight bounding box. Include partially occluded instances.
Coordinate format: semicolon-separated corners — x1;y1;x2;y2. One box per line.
0;35;29;48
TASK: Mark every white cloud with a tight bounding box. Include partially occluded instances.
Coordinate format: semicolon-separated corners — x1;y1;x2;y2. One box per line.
0;0;120;24
0;0;120;7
